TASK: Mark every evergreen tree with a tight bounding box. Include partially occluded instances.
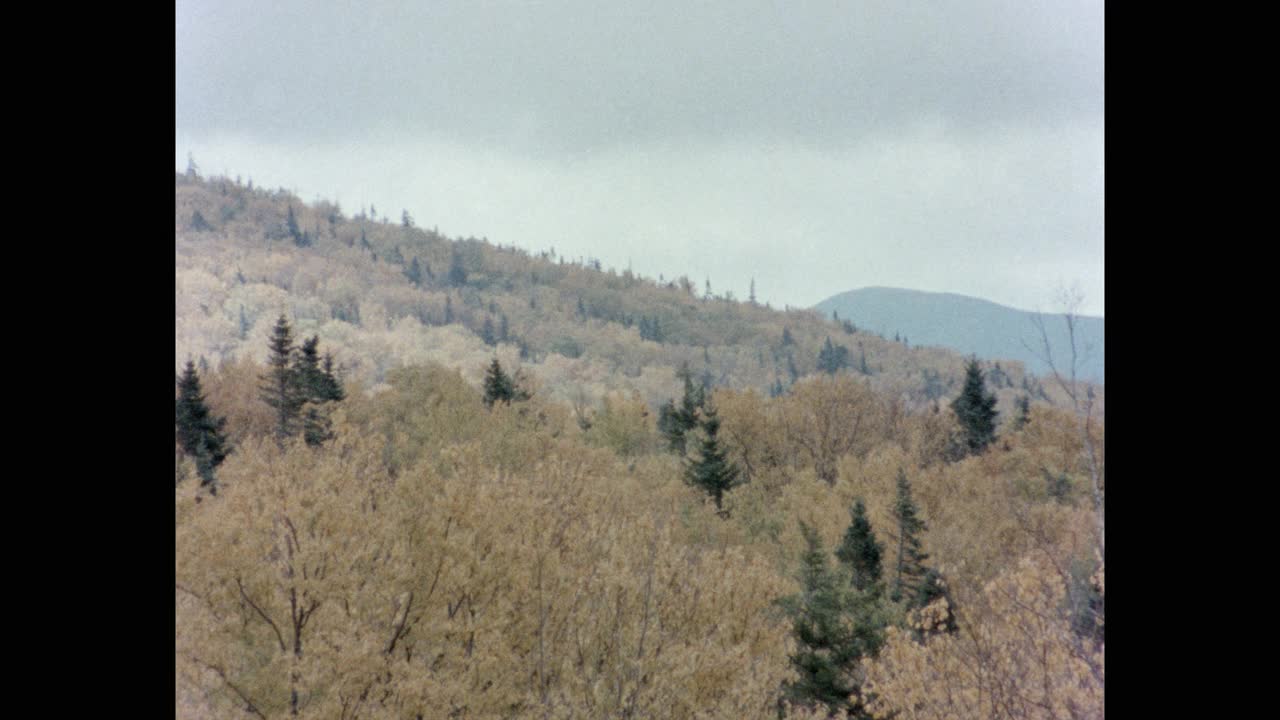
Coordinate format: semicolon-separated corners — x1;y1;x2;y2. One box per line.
405;257;423;286
951;356;999;455
781;523;887;718
238;305;250;340
260;315;304;442
1012;393;1032;430
682;404;742;516
890;470;930;604
190;210;213;232
499;314;509;344
782;327;795;346
176;360;229;493
817;336;850;374
481;316;497;346
658;365;705;454
444;295;454;324
749;277;757;305
482;358;527;408
401;209;413;228
286;205;302;245
835;499;884;594
447;249;468;287
770;377;786;398
787;353;800;384
911;568;958;640
293;336;343;446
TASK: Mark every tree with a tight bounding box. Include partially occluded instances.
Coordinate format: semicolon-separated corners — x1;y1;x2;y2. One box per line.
405;257;423;286
190;210;213;232
482;358;527;408
444;294;454;324
890;470;929;604
1012;394;1032;430
910;568;957;640
657;365;705;454
293;336;344;446
481;316;497;346
781;523;887;718
176;360;229;492
816;336;850;375
835;499;884;594
749;277;757;305
260;315;304;442
682;404;742;516
950;356;998;455
285;205;302;245
448;249;468;287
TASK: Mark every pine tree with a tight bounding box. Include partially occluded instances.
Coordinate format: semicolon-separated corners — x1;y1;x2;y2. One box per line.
658;365;705;454
293;336;343;446
286;205;302;245
910;568;958;639
405;257;423;286
1012;394;1032;431
781;523;887;718
835;499;884;594
176;360;229;493
682;404;742;516
951;356;999;455
890;470;930;604
749;277;757;305
816;336;850;374
444;295;454;324
481;316;497;346
482;358;520;408
447;249;467;287
260;315;304;442
238;305;250;340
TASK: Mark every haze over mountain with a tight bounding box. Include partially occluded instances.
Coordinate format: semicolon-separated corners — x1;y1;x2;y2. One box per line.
815;287;1103;384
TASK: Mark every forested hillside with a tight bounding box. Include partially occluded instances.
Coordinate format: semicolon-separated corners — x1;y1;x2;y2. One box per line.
176;170;1104;719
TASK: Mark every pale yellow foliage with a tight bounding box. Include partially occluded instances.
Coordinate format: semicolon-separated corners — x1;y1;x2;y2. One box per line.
864;555;1104;720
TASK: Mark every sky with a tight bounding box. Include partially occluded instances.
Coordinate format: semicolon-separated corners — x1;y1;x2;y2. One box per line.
176;0;1103;317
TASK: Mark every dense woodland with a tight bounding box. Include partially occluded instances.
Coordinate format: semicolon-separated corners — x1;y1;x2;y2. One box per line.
176;170;1103;719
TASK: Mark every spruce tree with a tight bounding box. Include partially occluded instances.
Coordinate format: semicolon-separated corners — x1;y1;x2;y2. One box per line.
261;315;303;442
482;358;521;408
405;257;423;286
293;336;343;446
481;316;497;346
781;523;887;718
447;249;467;287
658;365;705;454
286;205;302;245
835;499;884;594
910;568;958;639
890;470;930;604
951;356;999;455
1012;394;1032;431
817;336;850;374
176;360;229;493
682;404;742;516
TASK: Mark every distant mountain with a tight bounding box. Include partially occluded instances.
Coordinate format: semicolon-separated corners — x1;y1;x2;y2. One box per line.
814;287;1103;384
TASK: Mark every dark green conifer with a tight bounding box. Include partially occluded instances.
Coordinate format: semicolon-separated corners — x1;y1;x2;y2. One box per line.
910;568;958;639
1012;394;1032;430
176;360;229;493
292;336;343;446
444;295;454;324
482;358;527;408
817;336;850;374
260;315;303;442
286;205;302;244
481;316;497;346
890;470;930;604
835;499;884;594
682;404;742;516
405;257;423;286
448;249;467;287
781;523;887;718
190;210;213;232
951;356;999;455
658;365;705;453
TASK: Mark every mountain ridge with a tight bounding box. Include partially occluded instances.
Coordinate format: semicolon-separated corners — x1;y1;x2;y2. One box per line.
814;287;1104;384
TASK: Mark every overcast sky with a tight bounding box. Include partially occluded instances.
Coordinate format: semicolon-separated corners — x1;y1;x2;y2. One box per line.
176;0;1103;317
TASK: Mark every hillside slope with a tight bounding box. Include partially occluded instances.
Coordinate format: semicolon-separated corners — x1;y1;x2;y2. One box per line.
815;287;1104;384
175;172;1087;416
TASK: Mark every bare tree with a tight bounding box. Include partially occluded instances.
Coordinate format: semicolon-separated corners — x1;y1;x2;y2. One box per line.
1024;285;1104;557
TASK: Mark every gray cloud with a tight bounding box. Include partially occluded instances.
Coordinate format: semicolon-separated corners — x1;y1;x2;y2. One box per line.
177;0;1103;316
